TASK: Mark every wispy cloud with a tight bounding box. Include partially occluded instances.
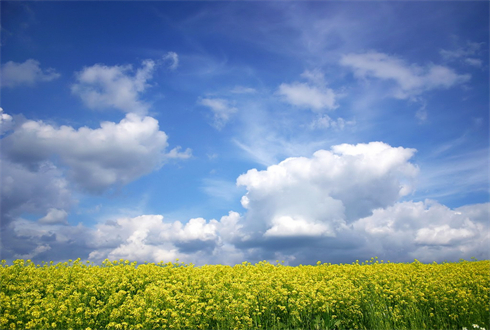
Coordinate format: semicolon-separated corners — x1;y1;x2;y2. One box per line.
440;41;485;65
201;178;242;203
415;148;489;202
1;59;60;88
464;58;483;68
232;97;334;167
340;51;471;99
198;98;238;130
277;70;338;112
309;114;354;131
231;86;257;94
163;51;179;70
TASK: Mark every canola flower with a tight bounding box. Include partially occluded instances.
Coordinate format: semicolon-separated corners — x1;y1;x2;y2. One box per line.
0;258;488;330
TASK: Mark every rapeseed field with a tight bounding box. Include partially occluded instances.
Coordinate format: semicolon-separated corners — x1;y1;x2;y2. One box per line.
1;258;488;330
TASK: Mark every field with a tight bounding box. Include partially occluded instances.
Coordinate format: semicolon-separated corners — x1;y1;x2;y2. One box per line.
1;258;488;330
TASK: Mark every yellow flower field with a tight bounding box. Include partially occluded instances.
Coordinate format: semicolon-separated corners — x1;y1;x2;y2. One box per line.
1;258;488;330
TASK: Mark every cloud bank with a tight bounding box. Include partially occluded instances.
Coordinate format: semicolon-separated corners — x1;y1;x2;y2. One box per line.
3;141;487;265
0;108;191;240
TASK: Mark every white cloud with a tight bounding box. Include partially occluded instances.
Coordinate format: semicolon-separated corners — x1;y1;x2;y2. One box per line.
415;224;476;246
0;108;14;135
80;140;483;265
198;98;238;130
71;60;156;114
264;216;333;237
89;214;180;262
1;59;60;88
340;51;471;99
354;200;489;262
237;142;419;238
87;211;243;264
278;83;337;111
3;210;246;265
163;52;179;70
309;114;354;130
277;70;338;111
39;208;68;225
2;112;191;193
2;140;488;265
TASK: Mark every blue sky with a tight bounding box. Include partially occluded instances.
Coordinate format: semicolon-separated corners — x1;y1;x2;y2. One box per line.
1;1;488;265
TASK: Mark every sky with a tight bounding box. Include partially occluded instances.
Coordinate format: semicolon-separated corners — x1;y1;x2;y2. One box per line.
0;1;489;266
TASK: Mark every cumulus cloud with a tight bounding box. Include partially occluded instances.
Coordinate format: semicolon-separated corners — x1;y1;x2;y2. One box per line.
198;98;238;130
163;52;179;70
354;200;489;262
39;208;68;225
237;142;418;233
340;51;471;99
1;111;191;193
231;142;488;263
87;211;243;264
0;108;14;135
264;216;333;237
71;60;156;114
1;59;60;88
2;139;487;265
1;210;246;265
0;159;73;225
80;139;485;264
277;70;338;111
